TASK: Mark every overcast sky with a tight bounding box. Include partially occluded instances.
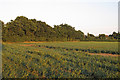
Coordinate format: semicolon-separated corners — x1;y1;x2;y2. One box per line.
0;0;119;35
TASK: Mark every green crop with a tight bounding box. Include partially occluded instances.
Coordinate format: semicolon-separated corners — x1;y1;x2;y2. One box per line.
2;42;120;78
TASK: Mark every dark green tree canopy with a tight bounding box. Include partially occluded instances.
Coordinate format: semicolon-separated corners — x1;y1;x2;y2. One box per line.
1;16;119;42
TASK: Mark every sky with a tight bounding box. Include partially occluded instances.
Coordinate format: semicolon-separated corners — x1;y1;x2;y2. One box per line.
0;0;119;36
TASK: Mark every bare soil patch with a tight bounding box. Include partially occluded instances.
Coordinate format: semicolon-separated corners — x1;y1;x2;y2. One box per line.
23;41;45;43
19;44;35;46
88;53;120;57
3;42;17;44
3;41;45;44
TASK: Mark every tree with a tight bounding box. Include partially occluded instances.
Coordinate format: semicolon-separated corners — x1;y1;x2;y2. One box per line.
99;34;105;39
1;16;119;42
86;33;95;41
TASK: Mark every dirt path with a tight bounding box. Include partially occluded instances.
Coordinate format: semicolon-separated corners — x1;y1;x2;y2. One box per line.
88;53;120;57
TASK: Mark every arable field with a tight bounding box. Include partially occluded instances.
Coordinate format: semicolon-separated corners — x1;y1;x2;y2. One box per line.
2;42;120;78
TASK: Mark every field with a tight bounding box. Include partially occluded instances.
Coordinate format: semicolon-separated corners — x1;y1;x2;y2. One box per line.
2;42;120;78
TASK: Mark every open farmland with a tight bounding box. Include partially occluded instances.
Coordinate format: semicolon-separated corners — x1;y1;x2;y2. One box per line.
2;42;120;78
33;42;119;55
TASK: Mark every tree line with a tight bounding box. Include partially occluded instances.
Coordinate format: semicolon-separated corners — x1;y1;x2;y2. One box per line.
0;16;120;42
